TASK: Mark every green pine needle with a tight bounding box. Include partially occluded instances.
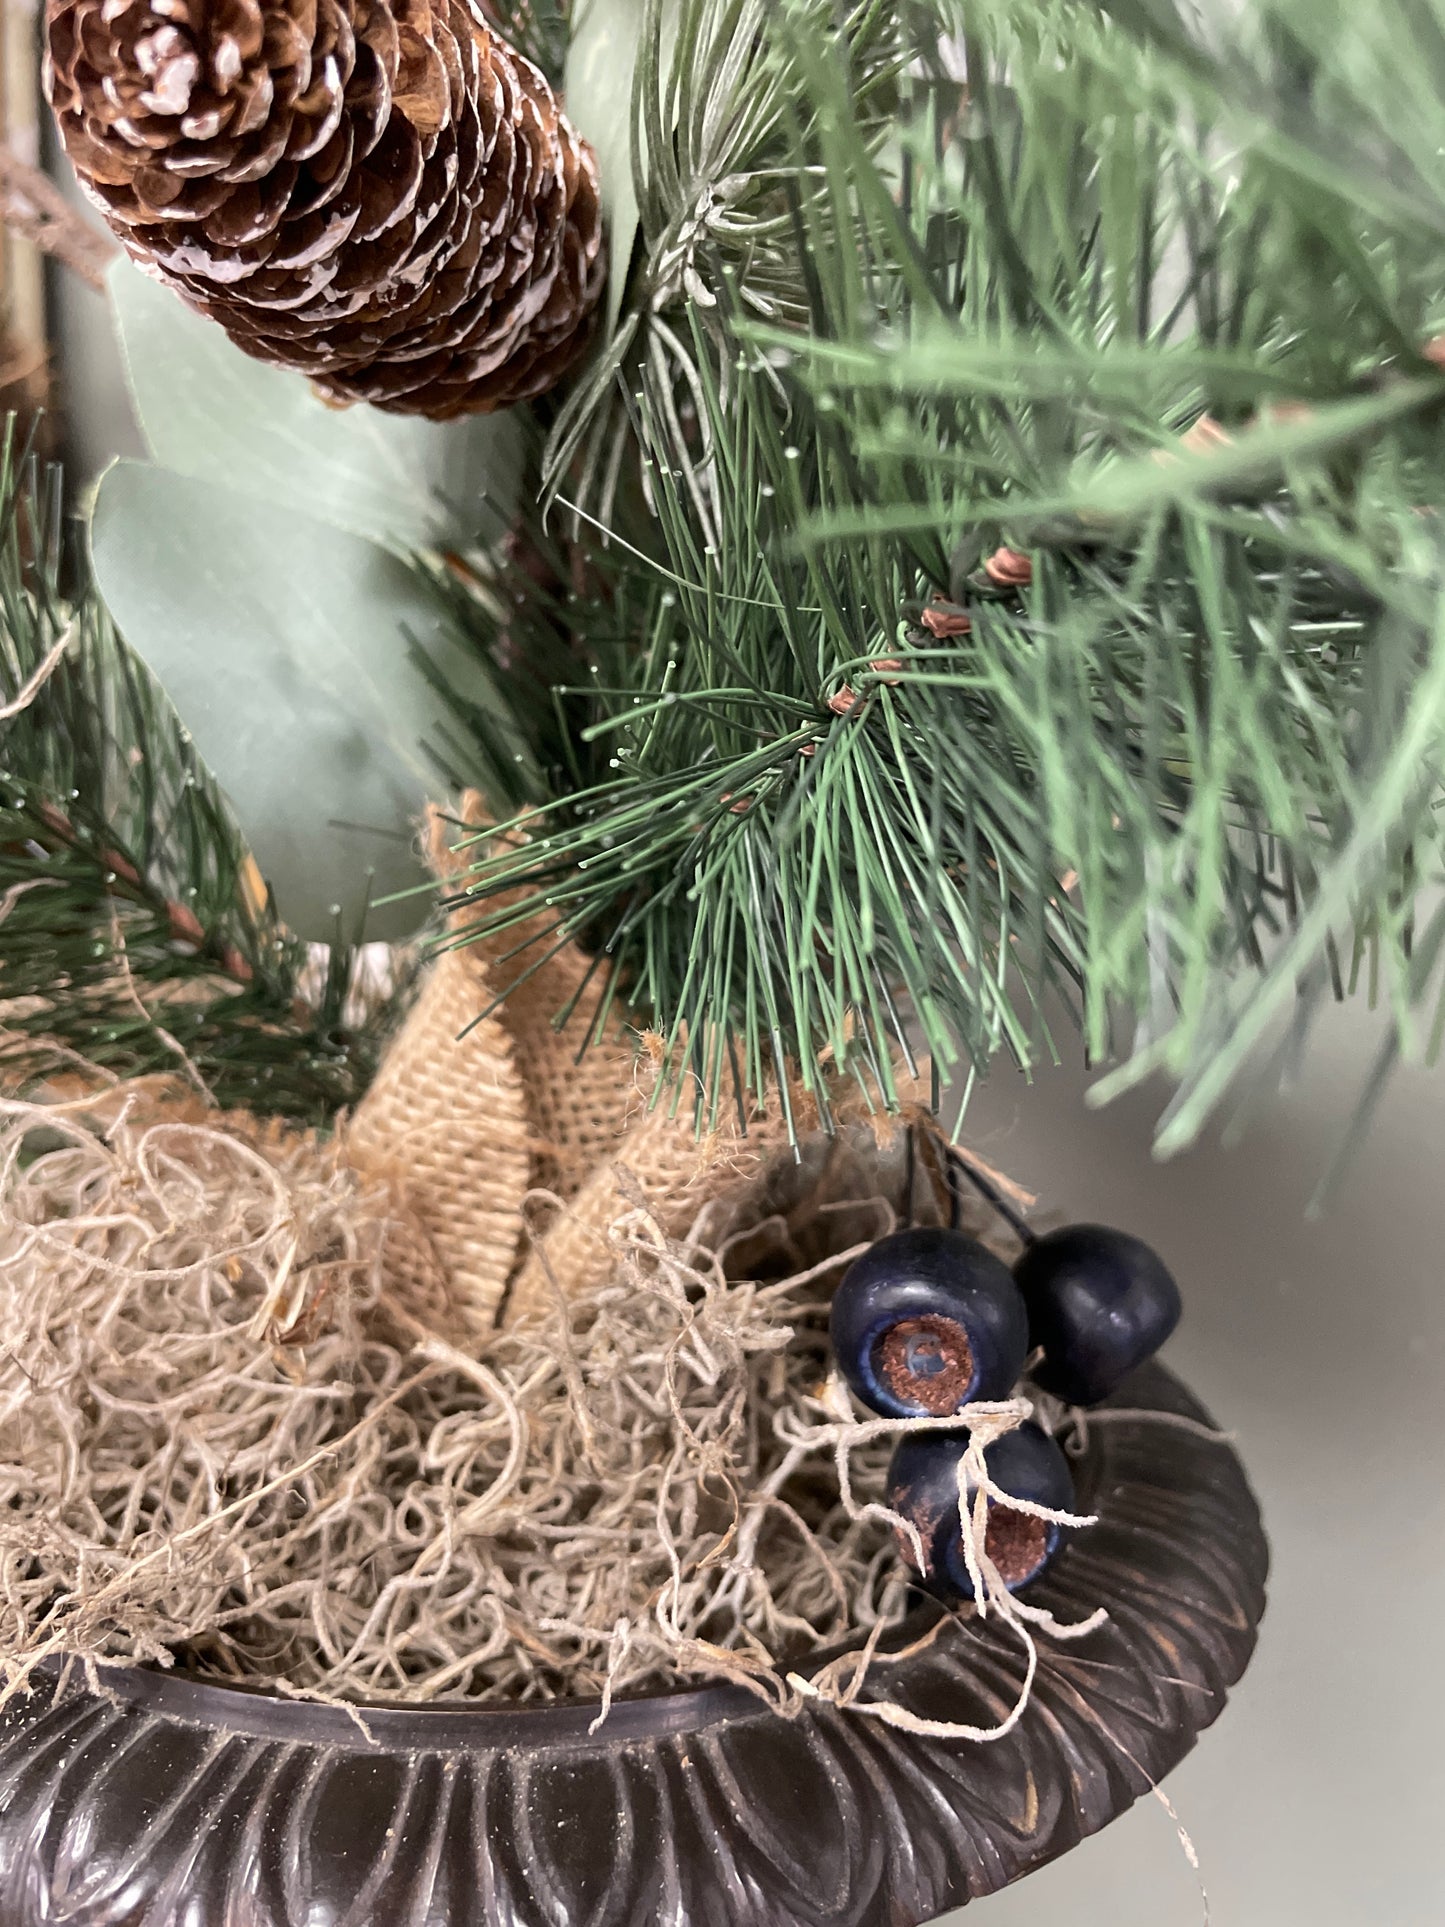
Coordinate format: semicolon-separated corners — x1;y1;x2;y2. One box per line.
434;0;1445;1152
0;427;390;1122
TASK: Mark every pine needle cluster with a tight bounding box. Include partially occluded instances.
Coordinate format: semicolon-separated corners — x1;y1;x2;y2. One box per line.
0;429;385;1120
434;0;1445;1149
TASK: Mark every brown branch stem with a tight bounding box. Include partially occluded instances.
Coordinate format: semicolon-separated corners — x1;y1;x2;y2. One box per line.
32;800;255;984
0;149;117;294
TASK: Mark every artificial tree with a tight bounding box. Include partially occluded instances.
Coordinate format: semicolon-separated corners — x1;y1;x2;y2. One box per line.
0;0;1437;1920
4;0;1442;1164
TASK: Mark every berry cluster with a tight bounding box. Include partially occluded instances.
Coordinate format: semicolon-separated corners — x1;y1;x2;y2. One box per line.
829;1185;1181;1603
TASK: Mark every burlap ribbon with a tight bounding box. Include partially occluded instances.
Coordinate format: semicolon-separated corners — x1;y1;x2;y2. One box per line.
345;939;531;1331
346;796;808;1331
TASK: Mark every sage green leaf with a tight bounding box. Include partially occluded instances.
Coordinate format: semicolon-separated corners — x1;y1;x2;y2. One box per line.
565;0;679;334
107;255;522;552
90;459;497;940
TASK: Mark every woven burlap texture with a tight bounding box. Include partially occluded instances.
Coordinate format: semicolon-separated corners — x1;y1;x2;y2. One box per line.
346;795;808;1329
506;1068;808;1322
346;934;530;1330
426;793;641;1202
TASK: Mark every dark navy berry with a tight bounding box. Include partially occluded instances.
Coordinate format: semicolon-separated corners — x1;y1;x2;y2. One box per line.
829;1227;1029;1419
886;1422;1075;1600
1015;1223;1182;1407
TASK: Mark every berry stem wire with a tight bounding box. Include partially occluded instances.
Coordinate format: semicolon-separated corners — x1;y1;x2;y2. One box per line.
940;1138;1037;1248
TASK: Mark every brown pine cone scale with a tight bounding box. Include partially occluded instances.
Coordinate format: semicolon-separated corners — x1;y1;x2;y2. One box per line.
46;0;605;419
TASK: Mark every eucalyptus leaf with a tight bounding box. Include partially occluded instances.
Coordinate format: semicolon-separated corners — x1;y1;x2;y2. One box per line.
565;0;679;334
107;255;522;552
91;460;498;940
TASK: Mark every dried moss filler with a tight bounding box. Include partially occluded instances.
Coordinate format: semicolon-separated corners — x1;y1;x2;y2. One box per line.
0;926;1268;1927
0;793;1104;1732
0;1085;1053;1717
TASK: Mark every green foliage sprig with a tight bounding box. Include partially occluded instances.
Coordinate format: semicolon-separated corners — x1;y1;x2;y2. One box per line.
0;427;388;1121
437;0;1445;1152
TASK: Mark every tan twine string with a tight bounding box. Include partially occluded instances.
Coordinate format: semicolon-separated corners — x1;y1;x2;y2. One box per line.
0;150;118;293
779;1370;1106;1741
0;621;74;721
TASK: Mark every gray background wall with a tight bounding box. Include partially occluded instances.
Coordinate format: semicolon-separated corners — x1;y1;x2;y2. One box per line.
934;1010;1445;1926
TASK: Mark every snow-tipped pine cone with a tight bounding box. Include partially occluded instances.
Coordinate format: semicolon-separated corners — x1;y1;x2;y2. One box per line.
45;0;604;418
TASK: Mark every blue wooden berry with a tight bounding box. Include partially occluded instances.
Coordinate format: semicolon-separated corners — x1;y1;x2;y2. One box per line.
1015;1223;1182;1407
830;1227;1029;1418
887;1422;1075;1600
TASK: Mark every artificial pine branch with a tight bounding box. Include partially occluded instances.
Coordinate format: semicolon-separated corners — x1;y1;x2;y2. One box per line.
436;0;1445;1149
541;0;905;520
0;428;391;1121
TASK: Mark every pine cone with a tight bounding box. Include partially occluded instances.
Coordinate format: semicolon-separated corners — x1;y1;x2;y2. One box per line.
45;0;605;419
